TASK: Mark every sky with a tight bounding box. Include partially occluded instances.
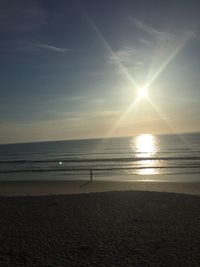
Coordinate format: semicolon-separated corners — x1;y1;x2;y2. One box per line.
0;0;200;144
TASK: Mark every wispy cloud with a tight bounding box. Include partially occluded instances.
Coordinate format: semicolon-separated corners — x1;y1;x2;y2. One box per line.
14;41;71;53
130;18;197;41
109;47;138;65
108;46;147;76
44;109;120;132
126;18;197;93
139;38;152;46
108;17;195;92
34;43;71;53
130;18;174;40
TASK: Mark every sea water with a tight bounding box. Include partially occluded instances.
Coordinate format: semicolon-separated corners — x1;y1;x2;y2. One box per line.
0;133;200;181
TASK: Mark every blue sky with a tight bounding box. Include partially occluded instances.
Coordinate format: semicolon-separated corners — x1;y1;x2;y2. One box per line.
0;0;200;143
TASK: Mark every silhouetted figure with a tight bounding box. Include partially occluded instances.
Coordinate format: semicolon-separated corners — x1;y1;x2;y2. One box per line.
90;169;93;182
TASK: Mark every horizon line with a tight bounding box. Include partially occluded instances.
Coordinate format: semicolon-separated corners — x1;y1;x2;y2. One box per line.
0;130;200;146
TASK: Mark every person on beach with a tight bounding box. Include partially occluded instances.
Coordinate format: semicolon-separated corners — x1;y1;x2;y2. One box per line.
90;169;93;182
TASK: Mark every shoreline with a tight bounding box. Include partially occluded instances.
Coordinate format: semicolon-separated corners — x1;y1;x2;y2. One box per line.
0;176;200;196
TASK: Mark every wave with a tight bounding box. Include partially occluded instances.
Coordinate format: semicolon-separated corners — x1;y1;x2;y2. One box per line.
0;156;200;164
0;165;200;174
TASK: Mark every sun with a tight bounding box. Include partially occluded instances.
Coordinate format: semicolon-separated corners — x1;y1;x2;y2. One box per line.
137;87;148;99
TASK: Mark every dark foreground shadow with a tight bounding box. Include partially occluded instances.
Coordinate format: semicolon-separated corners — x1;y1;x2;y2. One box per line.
80;181;90;188
0;191;200;266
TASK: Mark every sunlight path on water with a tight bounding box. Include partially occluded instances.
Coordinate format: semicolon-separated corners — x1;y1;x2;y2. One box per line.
132;134;158;175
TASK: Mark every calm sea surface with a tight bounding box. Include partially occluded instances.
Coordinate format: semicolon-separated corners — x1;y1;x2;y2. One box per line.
0;133;200;181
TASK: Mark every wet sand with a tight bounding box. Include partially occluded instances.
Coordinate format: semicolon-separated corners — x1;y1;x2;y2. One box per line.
0;179;200;196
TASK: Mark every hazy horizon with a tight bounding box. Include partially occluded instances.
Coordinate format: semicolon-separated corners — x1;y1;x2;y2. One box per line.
0;0;200;144
1;130;200;146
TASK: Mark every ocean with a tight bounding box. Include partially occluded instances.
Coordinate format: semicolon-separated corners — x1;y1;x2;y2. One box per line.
0;133;200;182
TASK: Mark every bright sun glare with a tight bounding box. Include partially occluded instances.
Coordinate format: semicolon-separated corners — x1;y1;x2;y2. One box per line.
137;87;148;99
135;134;156;155
134;134;158;175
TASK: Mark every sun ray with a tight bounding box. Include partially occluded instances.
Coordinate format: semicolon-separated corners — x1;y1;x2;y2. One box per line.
146;98;194;150
79;3;195;144
80;5;139;89
108;33;193;136
106;97;140;137
145;33;191;91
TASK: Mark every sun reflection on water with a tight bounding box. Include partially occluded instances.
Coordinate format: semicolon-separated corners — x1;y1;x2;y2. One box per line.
132;134;158;175
135;134;156;157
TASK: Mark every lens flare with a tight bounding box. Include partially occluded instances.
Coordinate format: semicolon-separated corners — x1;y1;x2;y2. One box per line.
137;87;148;99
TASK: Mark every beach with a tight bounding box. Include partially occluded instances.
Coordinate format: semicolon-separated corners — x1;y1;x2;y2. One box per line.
0;174;200;196
0;175;200;266
1;0;200;264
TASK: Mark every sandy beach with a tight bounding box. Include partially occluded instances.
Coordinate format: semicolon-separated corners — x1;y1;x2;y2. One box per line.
0;189;200;266
0;173;200;196
1;175;200;266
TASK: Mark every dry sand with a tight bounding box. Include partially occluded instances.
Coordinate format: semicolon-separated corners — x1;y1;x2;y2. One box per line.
0;191;200;266
0;176;200;266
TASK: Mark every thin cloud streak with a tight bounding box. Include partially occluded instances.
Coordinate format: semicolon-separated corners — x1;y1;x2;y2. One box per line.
35;43;71;53
131;18;175;39
13;41;71;53
130;18;197;42
108;47;145;73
